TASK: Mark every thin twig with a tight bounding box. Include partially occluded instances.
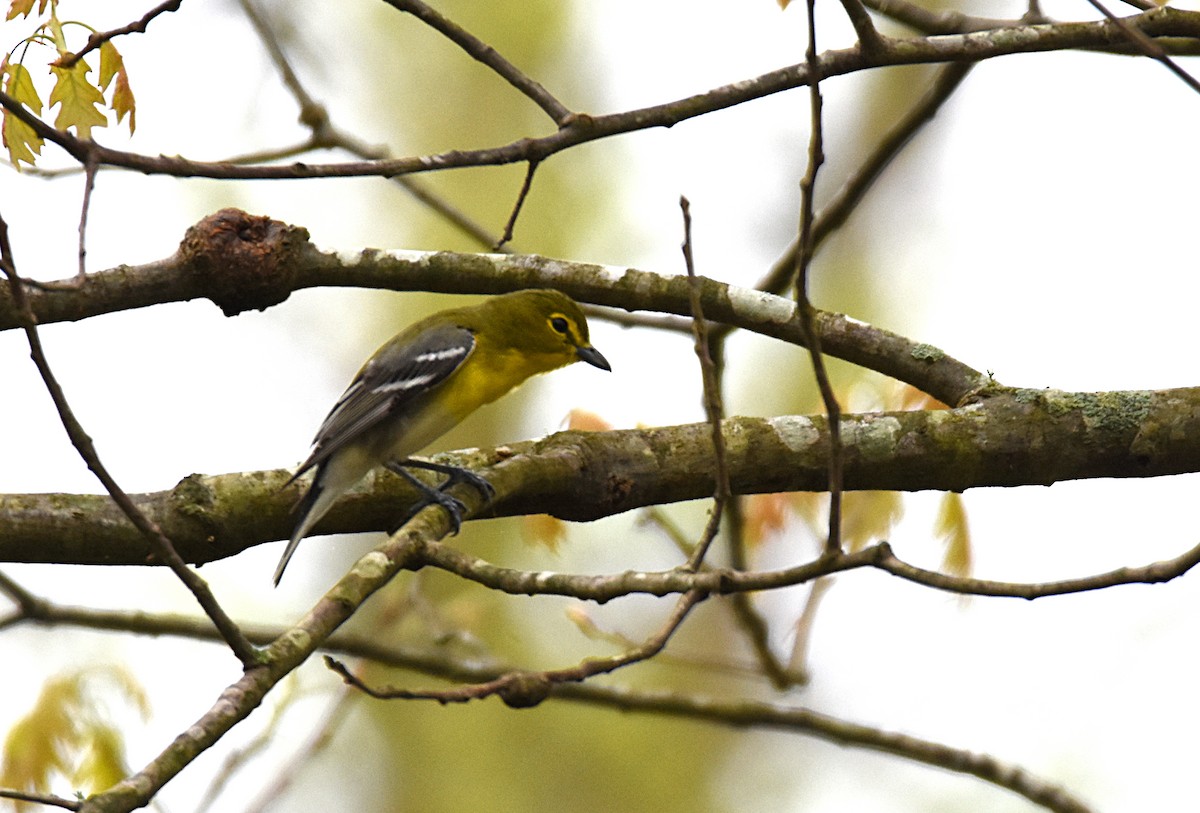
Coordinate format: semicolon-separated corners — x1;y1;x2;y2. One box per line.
10;539;1200;655
558;686;1094;813
380;0;573;125
794;0;844;556
327;590;708;704
56;0;184;69
567;600;774;680
0;568;41;613
240;687;358;813
238;0;326;130
860;0;1019;34
75;153;98;281
8;10;1200;182
1081;0;1200;94
0;215;258;666
0;788;81;810
382;534;1200;604
679;197;730;570
238;0;507;251
743;61;974;303
837;0;887;52
700;338;803;687
496;160;539;249
722;493;805;688
641;501;814;688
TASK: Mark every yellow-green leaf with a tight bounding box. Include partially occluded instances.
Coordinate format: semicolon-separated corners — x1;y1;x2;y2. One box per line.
73;726;127;794
6;0;38;21
842;491;904;552
2;62;45;166
3;107;44;165
935;492;973;577
49;59;106;139
1;667;148;798
98;42;121;90
5;61;43;113
1;676;76;794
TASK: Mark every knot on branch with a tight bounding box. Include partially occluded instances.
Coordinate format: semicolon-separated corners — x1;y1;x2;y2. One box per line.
178;208;308;316
497;671;552;708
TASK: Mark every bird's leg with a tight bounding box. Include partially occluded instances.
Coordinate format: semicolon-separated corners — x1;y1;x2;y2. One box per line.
397;458;496;503
384;459;494;535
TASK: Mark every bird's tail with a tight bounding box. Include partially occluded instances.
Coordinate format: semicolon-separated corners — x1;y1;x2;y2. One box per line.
273;476;329;586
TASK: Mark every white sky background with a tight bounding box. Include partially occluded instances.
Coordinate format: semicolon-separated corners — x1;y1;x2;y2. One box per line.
3;0;1200;811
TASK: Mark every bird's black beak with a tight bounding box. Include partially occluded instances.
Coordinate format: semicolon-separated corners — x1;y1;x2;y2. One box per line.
576;345;611;371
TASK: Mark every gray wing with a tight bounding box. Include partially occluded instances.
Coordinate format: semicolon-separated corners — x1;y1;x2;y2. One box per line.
293;323;475;477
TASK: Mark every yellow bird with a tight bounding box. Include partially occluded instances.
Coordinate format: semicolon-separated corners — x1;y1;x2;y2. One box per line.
274;289;611;585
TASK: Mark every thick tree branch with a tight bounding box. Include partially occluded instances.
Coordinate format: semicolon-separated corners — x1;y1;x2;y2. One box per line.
2;386;1196;567
0;211;986;406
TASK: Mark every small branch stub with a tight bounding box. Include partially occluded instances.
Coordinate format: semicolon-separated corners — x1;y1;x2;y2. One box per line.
177;208;308;316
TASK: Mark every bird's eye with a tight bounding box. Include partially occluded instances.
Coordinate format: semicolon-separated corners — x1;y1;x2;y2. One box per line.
550;316;570;334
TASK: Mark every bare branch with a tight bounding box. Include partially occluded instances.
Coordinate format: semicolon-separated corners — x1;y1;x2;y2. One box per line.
748;61;974;300
7;10;1200;182
723;496;806;688
1080;0;1200;94
0;224;988;407
380;0;574;124
559;686;1094;813
327;590;706;705
236;0;510;251
496;161;539;249
75;154;98;281
679;197;730;570
0;788;81;810
873;539;1200;599
837;0;887;52
794;0;845;556
56;0;184;69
